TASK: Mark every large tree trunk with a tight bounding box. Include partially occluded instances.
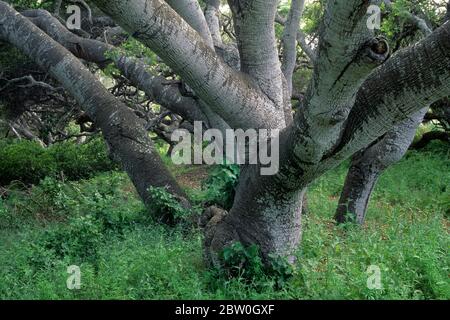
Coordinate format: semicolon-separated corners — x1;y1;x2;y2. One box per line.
0;2;187;211
63;0;450;265
202;16;450;264
204;163;307;265
15;0;449;266
335;108;428;224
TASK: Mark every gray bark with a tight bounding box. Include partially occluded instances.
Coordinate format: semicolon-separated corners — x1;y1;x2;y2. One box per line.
382;0;432;36
6;0;449;265
227;0;285;115
334;1;437;225
92;0;285;130
21;9;209;126
335;108;428;224
204;7;450;263
165;0;214;48
281;0;305;96
204;0;222;46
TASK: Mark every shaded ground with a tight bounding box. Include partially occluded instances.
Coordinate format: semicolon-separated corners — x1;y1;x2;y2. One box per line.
174;165;210;190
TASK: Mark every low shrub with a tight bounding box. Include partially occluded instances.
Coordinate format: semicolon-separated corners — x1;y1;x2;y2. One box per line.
147;186;194;224
200;164;240;210
37;214;103;264
0;138;117;186
215;242;295;290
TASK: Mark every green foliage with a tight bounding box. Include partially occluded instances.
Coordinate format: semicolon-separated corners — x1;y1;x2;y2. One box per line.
219;243;265;280
147;186;193;223
103;37;167;77
267;254;296;289
0;139;55;186
302;0;326;35
381;0;413;40
0;199;7;222
49;138;117;180
0;172;142;229
380;0;445;47
36;214;103;264
2;171;144;274
0;138;117;186
199;164;240;210
105;37;156;63
0;143;448;299
216;242;295;290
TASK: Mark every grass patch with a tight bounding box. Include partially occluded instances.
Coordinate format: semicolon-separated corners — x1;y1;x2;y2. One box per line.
0;142;448;299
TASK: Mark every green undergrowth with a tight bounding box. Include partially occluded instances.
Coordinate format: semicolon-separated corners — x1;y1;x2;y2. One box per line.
0;142;448;299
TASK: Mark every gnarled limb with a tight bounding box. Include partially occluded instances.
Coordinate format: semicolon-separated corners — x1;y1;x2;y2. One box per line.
205;7;450;264
333;1;438;225
291;0;390;167
335;108;428;224
22;9;209;125
92;0;284;130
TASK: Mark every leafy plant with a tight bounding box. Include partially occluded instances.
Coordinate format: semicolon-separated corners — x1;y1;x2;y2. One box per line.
35;214;103;266
0;138;117;186
147;186;192;224
217;242;295;289
219;242;265;280
201;164;240;210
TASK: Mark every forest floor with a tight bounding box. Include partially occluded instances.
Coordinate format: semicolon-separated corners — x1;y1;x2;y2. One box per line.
0;142;448;299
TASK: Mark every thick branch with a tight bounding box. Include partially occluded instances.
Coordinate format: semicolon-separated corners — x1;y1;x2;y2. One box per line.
328;22;450;167
204;0;222;46
281;0;305;96
92;0;284;130
22;9;209;125
165;0;214;48
335;108;427;224
228;0;285;113
291;0;390;165
276;13;316;64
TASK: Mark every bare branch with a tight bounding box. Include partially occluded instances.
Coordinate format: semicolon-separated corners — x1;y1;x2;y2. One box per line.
204;0;222;46
22;9;209;125
276;12;317;64
0;75;63;92
165;0;214;48
0;1;187;206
